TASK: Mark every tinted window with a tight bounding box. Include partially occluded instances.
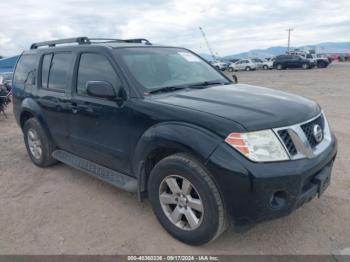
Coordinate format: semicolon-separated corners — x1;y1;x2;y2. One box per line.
77;53;120;95
41;54;53;88
13;55;37;86
48;53;72;91
277;55;286;60
119;48;228;90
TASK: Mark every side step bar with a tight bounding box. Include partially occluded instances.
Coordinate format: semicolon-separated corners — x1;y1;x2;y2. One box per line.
52;150;137;192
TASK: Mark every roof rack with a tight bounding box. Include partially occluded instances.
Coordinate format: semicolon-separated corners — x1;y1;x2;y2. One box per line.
30;37;152;49
30;37;90;49
88;38;152;45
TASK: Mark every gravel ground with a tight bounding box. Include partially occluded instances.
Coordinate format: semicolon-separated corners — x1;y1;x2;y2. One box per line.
0;62;349;255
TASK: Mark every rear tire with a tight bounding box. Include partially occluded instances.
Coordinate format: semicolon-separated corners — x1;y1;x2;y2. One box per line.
148;153;227;245
317;61;326;68
245;66;251;71
276;64;283;70
263;65;268;70
23;118;58;167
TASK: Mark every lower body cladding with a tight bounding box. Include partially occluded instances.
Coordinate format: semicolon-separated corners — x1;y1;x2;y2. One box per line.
205;134;337;226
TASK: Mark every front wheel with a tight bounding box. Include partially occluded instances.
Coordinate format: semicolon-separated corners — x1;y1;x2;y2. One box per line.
276;64;283;70
245;66;251;71
302;63;309;69
148;153;227;245
228;67;234;72
263;65;268;70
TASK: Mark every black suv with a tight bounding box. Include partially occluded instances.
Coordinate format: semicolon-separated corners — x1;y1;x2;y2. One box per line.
13;37;337;245
273;54;315;70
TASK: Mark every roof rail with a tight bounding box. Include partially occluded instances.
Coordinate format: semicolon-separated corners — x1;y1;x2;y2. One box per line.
124;38;152;45
88;38;152;45
30;37;90;49
30;37;152;49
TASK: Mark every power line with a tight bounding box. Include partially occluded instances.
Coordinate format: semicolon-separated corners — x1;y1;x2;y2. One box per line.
198;27;216;61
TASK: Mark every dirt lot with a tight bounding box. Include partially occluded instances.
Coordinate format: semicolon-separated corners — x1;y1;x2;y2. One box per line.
0;63;349;255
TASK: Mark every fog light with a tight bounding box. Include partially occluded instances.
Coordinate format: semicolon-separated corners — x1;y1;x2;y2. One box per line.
270;191;287;210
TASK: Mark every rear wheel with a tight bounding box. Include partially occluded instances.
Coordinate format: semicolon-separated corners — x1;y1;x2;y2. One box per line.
148;153;227;245
276;64;283;70
245;66;251;71
228;67;234;72
263;65;268;70
317;61;326;68
23;118;57;167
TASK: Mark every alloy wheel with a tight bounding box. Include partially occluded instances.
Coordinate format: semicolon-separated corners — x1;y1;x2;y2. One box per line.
159;175;204;231
27;128;42;160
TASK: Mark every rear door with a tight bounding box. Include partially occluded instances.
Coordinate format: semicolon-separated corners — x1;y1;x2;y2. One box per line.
236;60;244;70
68;51;131;173
37;52;73;150
289;55;300;68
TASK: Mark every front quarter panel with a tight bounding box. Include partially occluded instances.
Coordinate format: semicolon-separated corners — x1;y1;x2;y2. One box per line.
132;122;223;175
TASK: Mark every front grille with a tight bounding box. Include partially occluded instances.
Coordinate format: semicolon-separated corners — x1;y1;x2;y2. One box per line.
301;115;325;148
278;130;297;156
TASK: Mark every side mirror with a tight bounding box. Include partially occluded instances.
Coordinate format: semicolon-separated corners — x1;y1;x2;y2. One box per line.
86;81;117;99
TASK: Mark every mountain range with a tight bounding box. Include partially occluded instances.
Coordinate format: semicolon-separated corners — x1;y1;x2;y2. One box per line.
200;42;350;61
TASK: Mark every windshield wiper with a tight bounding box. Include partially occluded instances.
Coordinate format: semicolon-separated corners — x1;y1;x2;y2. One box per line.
187;80;230;89
148;85;187;94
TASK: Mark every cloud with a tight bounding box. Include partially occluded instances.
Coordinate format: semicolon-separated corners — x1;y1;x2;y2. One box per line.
0;0;349;56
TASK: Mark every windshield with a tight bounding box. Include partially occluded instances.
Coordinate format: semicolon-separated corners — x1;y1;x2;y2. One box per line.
117;47;229;90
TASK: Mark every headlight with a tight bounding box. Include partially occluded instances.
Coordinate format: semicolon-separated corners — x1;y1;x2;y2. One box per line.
225;130;289;162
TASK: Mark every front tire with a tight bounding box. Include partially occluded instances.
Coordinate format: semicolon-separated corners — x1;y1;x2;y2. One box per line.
23;118;57;167
148;153;227;245
228;67;234;72
245;66;251;71
263;65;268;70
276;64;283;70
302;63;309;69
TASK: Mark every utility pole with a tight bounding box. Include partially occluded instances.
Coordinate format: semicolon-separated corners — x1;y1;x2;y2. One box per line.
286;28;294;53
199;27;216;61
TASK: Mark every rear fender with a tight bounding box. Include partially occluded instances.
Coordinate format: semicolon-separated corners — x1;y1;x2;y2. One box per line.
19;98;53;141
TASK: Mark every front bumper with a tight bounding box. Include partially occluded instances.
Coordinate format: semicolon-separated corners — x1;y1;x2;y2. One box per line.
206;134;337;226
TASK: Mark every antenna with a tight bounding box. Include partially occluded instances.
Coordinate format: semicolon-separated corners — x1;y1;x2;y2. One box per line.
199;27;216;61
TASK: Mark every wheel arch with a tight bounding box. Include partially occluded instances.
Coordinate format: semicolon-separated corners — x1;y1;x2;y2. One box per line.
132;122;223;200
19;98;54;143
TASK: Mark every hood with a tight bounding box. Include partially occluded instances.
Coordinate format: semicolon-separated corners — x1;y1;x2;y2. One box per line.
152;84;321;131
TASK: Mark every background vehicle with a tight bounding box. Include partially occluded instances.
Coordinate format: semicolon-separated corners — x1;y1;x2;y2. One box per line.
210;61;228;71
228;59;257;71
251;58;273;70
273;55;315;70
287;51;329;68
12;37;337;246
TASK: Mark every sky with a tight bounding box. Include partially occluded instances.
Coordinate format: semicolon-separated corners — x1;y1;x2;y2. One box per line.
0;0;349;57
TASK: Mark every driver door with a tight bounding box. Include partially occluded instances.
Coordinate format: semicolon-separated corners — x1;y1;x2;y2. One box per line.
68;52;131;173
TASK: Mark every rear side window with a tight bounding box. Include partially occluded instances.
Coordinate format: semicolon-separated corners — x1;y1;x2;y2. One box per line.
13;54;37;87
41;52;72;91
41;54;53;88
76;53;120;96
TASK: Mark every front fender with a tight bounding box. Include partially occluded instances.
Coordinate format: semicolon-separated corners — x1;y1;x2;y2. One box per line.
132;122;223;197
